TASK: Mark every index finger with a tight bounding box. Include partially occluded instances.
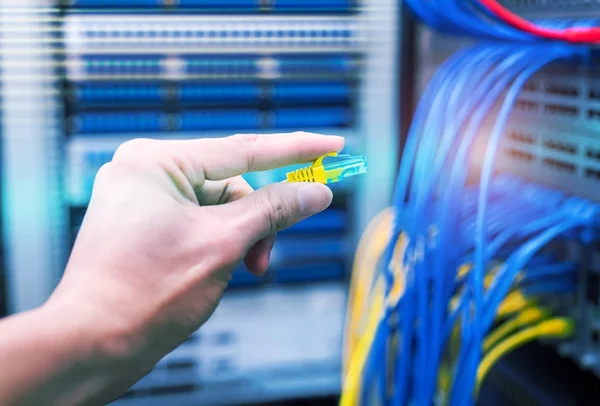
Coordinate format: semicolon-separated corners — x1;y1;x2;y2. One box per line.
169;132;345;181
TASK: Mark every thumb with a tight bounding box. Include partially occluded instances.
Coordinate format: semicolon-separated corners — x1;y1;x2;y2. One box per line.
223;182;333;247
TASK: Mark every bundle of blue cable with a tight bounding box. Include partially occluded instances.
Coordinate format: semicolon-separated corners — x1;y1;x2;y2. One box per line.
355;42;599;406
403;0;598;40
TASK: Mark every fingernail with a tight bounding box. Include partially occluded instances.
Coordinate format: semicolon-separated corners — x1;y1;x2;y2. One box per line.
297;184;333;217
331;135;346;149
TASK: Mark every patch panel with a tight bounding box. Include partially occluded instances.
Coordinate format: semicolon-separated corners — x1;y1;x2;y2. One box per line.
67;0;261;8
417;31;600;203
271;237;347;263
68;106;353;134
65;0;357;13
500;0;600;16
110;283;347;406
0;1;400;405
67;81;356;110
64;15;363;55
271;106;352;128
67;53;360;81
272;262;346;284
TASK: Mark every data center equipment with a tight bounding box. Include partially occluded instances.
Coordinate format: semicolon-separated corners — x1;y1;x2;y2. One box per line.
0;1;400;405
339;2;600;406
413;17;600;383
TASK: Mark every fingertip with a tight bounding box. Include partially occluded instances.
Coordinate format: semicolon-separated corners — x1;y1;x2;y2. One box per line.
329;135;346;152
244;235;276;276
279;131;345;152
291;131;346;147
297;183;334;217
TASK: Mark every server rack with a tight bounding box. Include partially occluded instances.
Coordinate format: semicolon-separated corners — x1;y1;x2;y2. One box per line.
0;1;401;404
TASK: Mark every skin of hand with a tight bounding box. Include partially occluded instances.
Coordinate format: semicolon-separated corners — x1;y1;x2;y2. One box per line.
0;132;344;406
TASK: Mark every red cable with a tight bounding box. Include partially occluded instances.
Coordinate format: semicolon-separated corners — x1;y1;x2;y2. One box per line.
479;0;600;43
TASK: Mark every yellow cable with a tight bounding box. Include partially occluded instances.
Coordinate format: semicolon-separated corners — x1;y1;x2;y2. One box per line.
476;318;574;393
341;207;407;406
347;209;391;324
496;290;533;318
483;306;549;352
340;286;385;406
343;212;541;402
439;275;537;398
340;265;407;406
343;208;393;376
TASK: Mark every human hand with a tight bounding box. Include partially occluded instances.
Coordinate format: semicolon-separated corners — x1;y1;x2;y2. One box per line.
45;132;344;401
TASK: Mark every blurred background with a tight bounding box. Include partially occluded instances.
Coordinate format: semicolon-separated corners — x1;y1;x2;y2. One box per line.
0;1;400;405
7;1;600;406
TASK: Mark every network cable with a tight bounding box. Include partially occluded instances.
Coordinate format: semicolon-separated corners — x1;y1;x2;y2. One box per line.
404;0;600;43
476;317;575;393
478;0;600;43
342;203;578;405
452;45;587;406
343;208;393;378
415;44;570;405
342;41;597;406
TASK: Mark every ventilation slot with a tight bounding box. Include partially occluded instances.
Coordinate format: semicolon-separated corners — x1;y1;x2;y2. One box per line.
508;130;536;145
543;139;577;154
506;148;534;162
123;384;199;399
545;83;579;98
514;99;539;112
522;80;539;92
542;157;576;173
505;0;544;6
506;0;600;9
543;103;579;118
166;360;196;371
214;331;235;346
588;109;600;120
585;168;600;181
588;89;600;100
184;334;200;344
587;148;600;162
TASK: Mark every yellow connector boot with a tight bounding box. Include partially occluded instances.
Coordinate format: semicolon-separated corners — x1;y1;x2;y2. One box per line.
284;152;368;185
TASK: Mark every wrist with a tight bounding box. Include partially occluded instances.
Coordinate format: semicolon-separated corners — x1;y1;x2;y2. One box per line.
0;302;140;406
38;295;152;404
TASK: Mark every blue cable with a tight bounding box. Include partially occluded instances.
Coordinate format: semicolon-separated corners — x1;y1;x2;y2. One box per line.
408;47;505;404
452;45;581;406
391;45;548;405
431;46;545;404
384;47;480;406
456;208;596;405
360;319;388;405
404;0;598;42
395;46;504;405
405;45;539;404
419;46;529;402
484;199;599;328
377;33;592;406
